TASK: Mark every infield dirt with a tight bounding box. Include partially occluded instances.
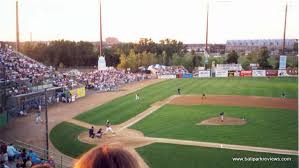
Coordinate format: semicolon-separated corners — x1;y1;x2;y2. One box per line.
169;95;298;110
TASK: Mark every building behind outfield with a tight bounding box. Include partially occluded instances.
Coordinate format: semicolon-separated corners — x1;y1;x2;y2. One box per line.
226;39;298;54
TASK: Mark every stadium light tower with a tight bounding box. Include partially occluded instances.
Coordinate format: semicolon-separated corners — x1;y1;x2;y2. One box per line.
282;2;288;55
203;0;232;69
205;2;209;52
16;0;20;51
97;0;107;70
99;0;103;56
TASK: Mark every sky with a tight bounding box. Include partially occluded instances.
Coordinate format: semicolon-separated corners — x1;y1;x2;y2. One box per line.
0;0;298;44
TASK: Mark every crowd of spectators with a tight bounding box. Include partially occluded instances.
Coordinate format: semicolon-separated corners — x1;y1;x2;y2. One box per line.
154;66;189;76
0;141;55;168
0;48;57;96
76;69;146;92
0;48;149;96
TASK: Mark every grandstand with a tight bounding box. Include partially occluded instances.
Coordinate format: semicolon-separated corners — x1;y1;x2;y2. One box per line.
0;47;151;128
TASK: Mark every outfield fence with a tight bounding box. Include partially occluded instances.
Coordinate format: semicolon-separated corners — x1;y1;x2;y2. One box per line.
159;69;298;79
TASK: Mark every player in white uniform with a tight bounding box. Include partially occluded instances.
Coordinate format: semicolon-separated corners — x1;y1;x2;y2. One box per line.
135;93;140;101
105;120;115;134
35;110;43;124
220;112;224;122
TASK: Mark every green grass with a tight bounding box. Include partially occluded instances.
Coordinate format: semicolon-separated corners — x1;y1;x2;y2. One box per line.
137;143;298;168
75;77;298;125
50;78;298;161
131;105;298;150
49;122;95;158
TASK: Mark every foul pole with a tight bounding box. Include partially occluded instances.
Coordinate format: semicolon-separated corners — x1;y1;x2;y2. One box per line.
205;3;209;52
282;3;288;55
16;0;20;51
99;0;103;56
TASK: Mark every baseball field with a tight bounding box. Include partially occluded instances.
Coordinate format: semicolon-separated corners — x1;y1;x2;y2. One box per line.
50;77;298;168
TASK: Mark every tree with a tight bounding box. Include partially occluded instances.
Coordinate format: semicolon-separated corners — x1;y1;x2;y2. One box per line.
141;51;154;67
162;51;167;65
172;53;183;66
103;47;120;67
192;55;202;68
127;49;138;71
242;60;250;70
246;51;258;63
181;53;193;72
117;53;128;70
257;47;272;69
207;56;225;69
226;50;239;64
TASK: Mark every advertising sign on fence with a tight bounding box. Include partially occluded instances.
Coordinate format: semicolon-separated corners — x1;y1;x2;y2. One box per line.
215;70;228;77
70;87;86;99
266;70;278;77
240;70;252;77
158;75;176;79
228;71;235;77
228;70;240;77
252;70;266;77
182;73;193;78
278;70;288;76
287;68;298;76
197;71;210;77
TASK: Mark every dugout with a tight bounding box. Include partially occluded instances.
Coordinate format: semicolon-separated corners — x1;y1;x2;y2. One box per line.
10;87;61;117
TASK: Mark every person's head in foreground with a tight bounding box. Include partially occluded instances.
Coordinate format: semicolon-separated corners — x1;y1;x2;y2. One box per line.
74;146;139;168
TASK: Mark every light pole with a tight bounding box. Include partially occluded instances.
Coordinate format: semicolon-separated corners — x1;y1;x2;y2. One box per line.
44;88;49;159
99;0;103;56
16;0;20;52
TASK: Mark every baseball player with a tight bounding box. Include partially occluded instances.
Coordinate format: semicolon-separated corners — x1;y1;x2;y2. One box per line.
105;120;115;134
281;92;286;98
135;93;140;101
220;112;224;122
35;110;43;124
177;88;181;95
202;93;207;99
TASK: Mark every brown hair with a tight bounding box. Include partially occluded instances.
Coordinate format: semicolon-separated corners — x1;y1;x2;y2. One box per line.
74;146;139;168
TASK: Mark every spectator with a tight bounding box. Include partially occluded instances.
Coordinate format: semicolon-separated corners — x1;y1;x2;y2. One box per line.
26;150;41;165
74;146;139;168
20;149;27;164
47;156;55;168
0;151;8;164
25;157;32;168
154;66;188;76
16;158;24;168
0;160;9;168
0;143;7;154
6;144;20;161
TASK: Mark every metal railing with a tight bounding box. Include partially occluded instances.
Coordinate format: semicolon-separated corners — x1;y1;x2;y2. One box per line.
15;140;75;168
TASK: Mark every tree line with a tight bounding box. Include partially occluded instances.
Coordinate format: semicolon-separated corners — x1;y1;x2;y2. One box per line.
20;40;97;67
18;39;296;71
19;38;204;71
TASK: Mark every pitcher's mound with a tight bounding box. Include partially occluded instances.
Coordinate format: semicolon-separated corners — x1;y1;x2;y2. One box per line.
198;117;247;125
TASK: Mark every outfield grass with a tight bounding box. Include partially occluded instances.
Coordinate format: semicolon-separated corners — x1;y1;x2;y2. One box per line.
137;143;298;168
50;78;298;161
131;105;298;150
49;122;95;158
75;77;298;125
